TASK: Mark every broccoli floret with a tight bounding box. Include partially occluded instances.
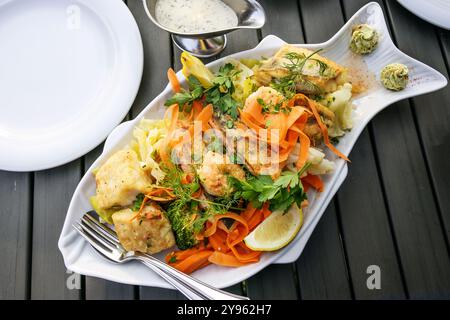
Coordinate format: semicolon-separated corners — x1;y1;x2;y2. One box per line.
166;201;199;250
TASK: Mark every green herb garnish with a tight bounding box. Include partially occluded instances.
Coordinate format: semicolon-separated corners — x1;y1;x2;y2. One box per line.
230;163;311;213
131;193;145;212
164;76;204;112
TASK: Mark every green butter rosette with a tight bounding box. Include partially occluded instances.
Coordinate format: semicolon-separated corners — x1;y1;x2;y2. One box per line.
380;63;409;91
350;24;378;55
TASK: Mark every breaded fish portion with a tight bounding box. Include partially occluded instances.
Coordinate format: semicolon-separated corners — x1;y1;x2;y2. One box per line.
254;45;347;94
95;149;152;210
112;203;175;254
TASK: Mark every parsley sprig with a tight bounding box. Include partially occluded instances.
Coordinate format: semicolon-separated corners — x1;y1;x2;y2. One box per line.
205;63;241;120
230;163;311;213
164;76;203;112
164;63;241;120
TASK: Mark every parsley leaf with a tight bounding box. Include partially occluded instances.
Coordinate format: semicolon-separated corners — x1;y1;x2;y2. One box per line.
205;63;241;120
164;76;205;112
229;163;311;213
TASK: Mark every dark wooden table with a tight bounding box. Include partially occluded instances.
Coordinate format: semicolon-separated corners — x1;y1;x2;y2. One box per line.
1;0;449;300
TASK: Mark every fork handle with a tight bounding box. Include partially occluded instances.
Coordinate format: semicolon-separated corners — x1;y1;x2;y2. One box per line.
134;253;249;300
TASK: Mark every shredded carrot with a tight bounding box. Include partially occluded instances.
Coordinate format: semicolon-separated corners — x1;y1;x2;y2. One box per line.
171;250;214;274
208;251;251;267
130;196;149;221
203;213;248;238
247;209;264;231
208;229;229;253
241;203;257;221
302;174;324;192
296;130;310;169
308;99;350;162
195;104;213;131
262;202;272;219
192;99;203;118
167;68;181;93
166;243;206;263
228;242;261;263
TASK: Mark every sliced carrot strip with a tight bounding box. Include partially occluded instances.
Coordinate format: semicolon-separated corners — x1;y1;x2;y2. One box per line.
203;213;248;238
208;251;251;267
302;174;324;192
308;99;350;162
167;68;181;93
228;242;261;263
296;130;310;169
172;250;214;274
195;104;213;131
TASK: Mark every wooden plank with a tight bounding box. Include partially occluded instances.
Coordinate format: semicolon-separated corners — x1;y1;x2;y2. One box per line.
246;264;298;300
260;0;303;41
299;0;406;299
384;1;450;251
337;131;406;299
0;171;31;299
378;0;450;299
296;204;352;300
31;161;82;299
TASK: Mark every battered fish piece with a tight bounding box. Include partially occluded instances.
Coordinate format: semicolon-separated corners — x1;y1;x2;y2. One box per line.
95;149;152;210
254;45;347;94
112;203;175;254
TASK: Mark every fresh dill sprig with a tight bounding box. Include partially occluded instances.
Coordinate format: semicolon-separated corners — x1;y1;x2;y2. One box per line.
271;49;329;97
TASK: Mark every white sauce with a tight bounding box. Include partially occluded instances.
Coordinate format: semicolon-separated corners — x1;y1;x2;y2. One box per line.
155;0;238;34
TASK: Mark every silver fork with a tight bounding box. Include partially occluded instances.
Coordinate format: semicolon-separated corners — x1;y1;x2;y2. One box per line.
73;211;249;300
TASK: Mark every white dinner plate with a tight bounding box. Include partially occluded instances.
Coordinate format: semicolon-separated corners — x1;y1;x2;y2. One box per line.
397;0;450;30
0;0;143;171
59;3;447;290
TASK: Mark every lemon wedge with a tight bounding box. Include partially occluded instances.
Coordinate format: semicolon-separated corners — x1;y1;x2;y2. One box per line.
244;203;303;251
180;52;214;88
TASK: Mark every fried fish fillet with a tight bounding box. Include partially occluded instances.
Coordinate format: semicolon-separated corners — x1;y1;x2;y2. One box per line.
95;149;152;210
254;45;348;94
112;203;175;254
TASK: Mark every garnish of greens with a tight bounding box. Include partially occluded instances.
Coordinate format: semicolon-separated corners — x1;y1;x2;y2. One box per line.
257;97;290;115
270;49;329;98
230;163;311;213
164;63;241;121
161;165;240;249
164;75;204;112
131;193;145;212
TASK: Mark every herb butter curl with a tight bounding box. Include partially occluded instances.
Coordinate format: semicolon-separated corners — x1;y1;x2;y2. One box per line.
350;24;378;55
380;63;409;91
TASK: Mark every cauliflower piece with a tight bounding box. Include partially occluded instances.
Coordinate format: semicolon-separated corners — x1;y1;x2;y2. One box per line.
286;145;335;175
320;83;353;137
